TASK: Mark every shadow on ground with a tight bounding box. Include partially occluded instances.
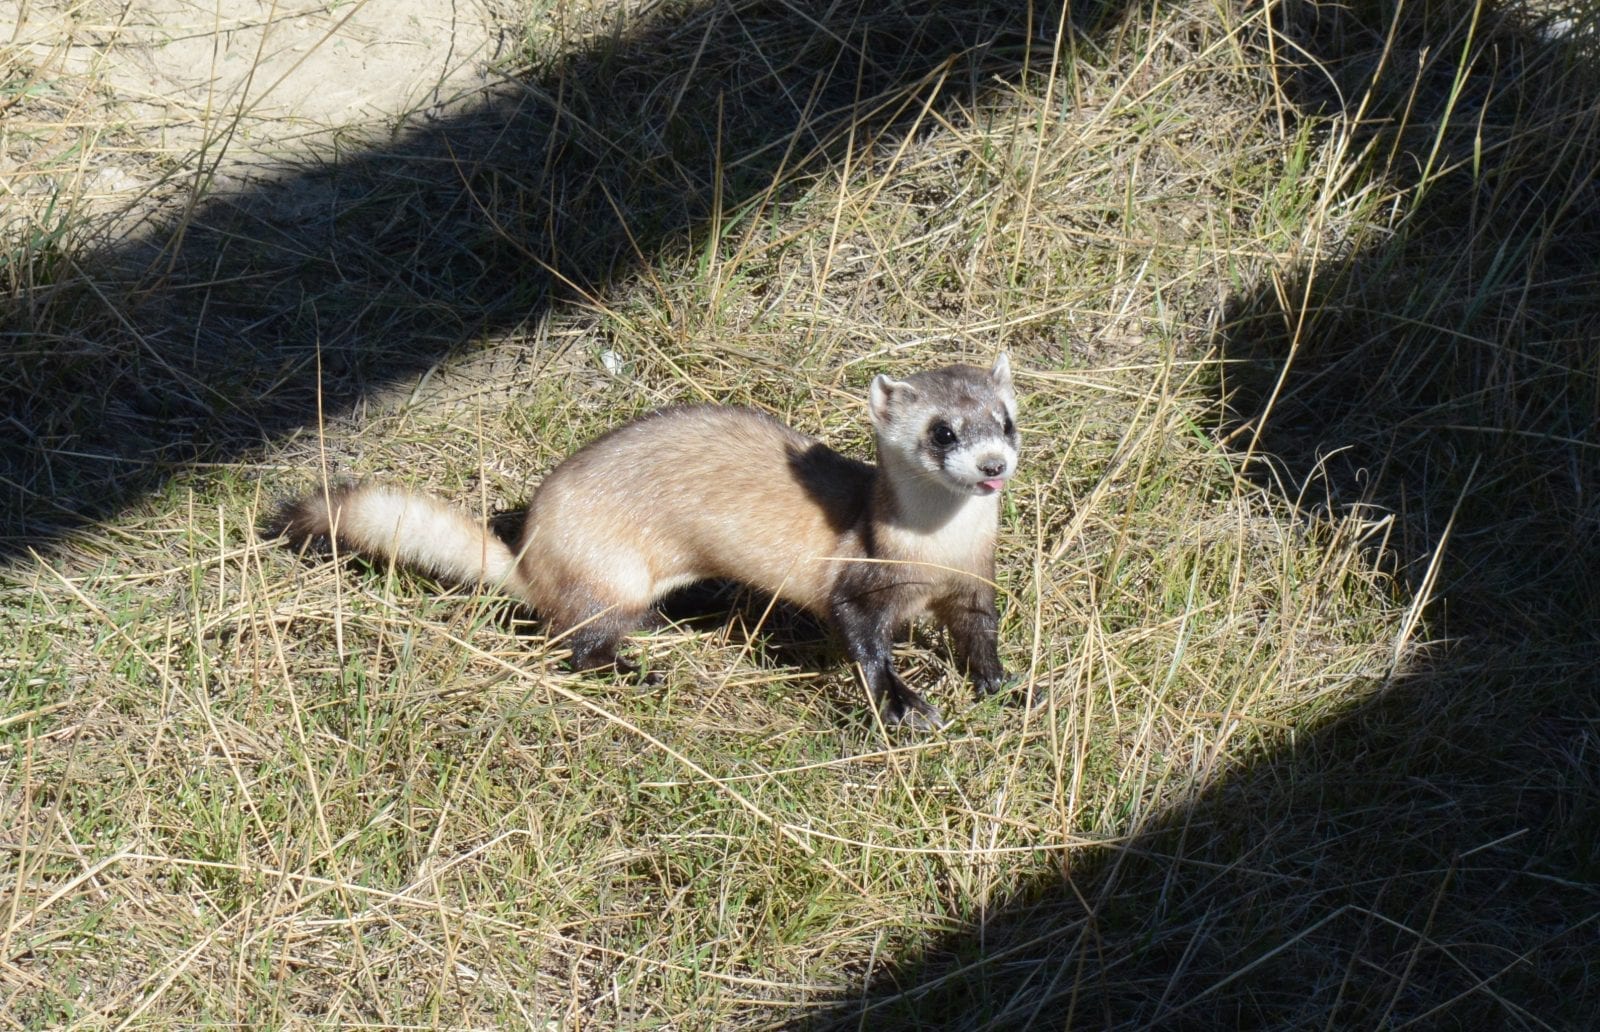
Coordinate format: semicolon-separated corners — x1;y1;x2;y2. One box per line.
795;2;1600;1027
0;0;1088;561
8;0;1600;1025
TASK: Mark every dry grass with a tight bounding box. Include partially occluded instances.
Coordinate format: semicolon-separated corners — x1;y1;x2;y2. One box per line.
4;0;1599;1028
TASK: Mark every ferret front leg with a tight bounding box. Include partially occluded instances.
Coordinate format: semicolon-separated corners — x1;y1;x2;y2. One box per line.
935;585;1012;700
829;596;944;730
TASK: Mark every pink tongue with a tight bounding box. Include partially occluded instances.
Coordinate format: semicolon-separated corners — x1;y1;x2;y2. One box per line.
981;478;1007;492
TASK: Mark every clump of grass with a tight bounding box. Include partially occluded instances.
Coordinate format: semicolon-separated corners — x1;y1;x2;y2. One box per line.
6;0;1598;1028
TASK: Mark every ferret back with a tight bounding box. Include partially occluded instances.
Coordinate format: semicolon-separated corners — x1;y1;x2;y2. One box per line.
516;406;874;618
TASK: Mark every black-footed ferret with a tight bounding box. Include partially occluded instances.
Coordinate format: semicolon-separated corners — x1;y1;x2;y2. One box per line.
277;356;1020;727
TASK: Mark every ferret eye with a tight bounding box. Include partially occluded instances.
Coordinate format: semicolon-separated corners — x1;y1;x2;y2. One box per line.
1003;413;1016;436
929;422;958;448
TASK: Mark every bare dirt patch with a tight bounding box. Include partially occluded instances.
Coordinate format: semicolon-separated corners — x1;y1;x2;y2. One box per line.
4;0;522;210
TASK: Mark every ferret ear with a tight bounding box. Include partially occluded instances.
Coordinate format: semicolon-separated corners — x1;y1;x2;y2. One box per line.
870;373;917;427
989;352;1013;392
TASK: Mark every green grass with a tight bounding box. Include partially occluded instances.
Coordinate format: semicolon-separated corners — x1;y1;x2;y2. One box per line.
5;0;1600;1027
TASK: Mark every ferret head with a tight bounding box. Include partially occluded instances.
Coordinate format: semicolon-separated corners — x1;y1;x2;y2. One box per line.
869;354;1019;497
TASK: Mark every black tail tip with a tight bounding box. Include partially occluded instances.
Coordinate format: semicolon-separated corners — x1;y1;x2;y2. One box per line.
263;482;355;551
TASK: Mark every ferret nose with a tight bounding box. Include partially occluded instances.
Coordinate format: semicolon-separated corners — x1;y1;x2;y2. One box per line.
979;459;1007;477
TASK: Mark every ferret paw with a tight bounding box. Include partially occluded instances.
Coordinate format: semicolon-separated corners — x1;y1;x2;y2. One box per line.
973;669;1018;699
880;698;946;732
979;672;1044;710
613;654;664;686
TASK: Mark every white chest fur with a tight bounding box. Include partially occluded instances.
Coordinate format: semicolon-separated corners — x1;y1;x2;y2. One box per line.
877;477;999;575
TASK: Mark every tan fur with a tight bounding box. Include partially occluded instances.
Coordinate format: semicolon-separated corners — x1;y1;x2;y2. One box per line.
279;482;528;592
519;407;884;622
282;407;907;622
278;357;1017;718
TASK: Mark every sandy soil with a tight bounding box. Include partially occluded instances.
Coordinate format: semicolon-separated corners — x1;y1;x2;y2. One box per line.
4;0;521;204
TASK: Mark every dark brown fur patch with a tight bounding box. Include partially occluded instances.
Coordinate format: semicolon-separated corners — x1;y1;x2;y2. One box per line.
266;482;355;551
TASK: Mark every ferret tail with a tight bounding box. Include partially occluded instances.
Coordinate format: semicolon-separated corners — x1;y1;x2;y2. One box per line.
274;481;530;599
